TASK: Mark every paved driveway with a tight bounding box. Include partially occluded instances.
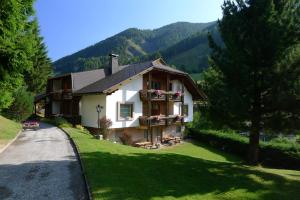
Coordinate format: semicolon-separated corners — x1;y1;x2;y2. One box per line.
0;123;88;200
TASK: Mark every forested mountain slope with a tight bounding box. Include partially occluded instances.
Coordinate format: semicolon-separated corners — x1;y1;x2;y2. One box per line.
53;21;220;75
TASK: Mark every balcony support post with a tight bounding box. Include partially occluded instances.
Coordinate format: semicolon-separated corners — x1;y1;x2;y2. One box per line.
181;78;185;124
148;71;153;144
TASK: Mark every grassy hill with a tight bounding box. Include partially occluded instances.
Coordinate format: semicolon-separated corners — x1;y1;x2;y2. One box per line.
0;115;21;149
53;21;219;75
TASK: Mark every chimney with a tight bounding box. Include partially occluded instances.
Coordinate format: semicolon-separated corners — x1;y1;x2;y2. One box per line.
109;53;119;74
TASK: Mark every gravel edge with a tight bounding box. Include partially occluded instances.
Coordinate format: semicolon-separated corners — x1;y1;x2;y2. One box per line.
58;127;93;200
0;130;22;154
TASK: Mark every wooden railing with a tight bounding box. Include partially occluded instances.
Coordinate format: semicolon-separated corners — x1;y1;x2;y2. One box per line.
50;89;73;100
168;91;184;102
139;115;184;127
139;90;183;102
139;90;167;101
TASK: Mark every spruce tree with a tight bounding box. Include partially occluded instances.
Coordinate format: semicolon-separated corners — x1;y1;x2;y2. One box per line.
25;19;52;94
208;0;300;163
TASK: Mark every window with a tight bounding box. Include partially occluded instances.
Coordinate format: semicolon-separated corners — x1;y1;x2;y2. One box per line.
118;102;134;121
182;104;189;116
144;130;148;140
151;103;160;115
176;126;182;133
151;81;161;90
169;83;173;91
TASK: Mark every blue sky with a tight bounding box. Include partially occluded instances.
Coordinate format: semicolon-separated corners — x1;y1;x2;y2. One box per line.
35;0;224;61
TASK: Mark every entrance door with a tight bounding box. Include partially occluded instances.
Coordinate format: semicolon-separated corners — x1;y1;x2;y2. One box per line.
152;127;162;143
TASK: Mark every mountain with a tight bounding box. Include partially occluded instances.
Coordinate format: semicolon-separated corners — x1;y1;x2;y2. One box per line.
53;21;220;75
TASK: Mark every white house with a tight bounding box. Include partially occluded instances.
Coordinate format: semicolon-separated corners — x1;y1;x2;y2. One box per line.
44;54;206;145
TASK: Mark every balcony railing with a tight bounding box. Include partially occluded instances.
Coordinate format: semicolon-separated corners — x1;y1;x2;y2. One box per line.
168;91;184;102
139;90;167;101
139;90;184;102
50;89;73;100
139;115;184;127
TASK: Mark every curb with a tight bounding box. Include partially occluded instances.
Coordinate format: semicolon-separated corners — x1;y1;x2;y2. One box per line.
58;126;93;200
0;130;22;154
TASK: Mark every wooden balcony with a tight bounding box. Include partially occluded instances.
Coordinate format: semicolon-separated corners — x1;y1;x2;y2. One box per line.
139;90;167;101
139;115;184;127
139;90;184;102
168;91;184;102
50;89;72;100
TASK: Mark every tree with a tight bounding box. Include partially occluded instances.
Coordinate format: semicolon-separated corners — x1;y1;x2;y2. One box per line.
2;86;34;121
0;0;36;110
24;19;52;94
208;0;300;164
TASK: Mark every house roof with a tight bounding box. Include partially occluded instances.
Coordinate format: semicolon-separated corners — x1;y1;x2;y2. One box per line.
74;58;206;100
71;68;109;91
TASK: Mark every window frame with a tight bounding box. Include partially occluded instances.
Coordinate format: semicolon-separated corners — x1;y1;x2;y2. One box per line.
176;125;182;133
182;104;189;117
117;102;134;121
151;81;161;90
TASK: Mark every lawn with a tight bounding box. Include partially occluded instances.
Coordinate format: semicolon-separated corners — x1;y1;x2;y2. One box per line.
0;115;21;149
64;126;300;200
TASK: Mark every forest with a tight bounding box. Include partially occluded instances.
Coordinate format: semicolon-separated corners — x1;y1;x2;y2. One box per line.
0;0;52;121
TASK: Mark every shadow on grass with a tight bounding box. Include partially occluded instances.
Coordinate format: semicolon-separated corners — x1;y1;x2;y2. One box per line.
81;150;300;200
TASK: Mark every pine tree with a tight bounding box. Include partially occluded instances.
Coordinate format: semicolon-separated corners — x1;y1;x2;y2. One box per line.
25;19;52;94
208;0;300;163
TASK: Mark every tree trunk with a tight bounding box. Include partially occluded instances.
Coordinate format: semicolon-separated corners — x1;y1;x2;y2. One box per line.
248;90;261;164
248;119;260;164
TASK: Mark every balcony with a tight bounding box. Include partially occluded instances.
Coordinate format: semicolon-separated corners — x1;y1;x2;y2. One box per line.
50;89;72;100
139;90;184;102
168;91;184;102
139;115;184;127
139;90;167;101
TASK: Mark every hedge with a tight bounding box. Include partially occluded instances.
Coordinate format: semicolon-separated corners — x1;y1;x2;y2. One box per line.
187;128;300;169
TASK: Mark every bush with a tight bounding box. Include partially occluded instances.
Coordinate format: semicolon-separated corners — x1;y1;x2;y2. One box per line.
2;86;34;121
119;131;133;145
98;116;112;139
187;128;300;169
46;117;71;128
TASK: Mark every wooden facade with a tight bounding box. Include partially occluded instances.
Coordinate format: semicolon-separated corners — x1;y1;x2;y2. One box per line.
45;75;81;125
139;70;185;143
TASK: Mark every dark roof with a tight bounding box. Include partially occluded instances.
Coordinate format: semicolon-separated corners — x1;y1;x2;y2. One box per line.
74;58;206;100
71;68;109;91
75;60;154;94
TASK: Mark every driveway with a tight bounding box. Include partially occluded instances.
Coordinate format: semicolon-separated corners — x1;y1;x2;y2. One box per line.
0;123;88;200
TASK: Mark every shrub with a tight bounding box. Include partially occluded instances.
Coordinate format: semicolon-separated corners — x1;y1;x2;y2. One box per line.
119;131;132;145
52;117;71;128
98;116;112;139
75;124;89;134
2;86;34;121
187;128;300;169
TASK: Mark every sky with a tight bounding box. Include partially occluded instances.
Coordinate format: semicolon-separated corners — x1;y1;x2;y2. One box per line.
35;0;224;61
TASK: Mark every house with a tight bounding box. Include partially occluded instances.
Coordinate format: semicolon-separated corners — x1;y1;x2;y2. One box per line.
42;54;206;144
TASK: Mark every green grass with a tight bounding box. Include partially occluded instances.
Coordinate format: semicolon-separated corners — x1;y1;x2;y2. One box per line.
0;115;21;149
63;126;300;200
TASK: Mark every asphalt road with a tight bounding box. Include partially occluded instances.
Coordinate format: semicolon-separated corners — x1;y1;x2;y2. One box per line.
0;123;88;200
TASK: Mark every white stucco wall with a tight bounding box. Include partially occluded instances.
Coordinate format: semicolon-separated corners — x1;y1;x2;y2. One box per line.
171;80;193;122
106;77;143;129
80;76;193;128
80;94;106;128
184;86;193;122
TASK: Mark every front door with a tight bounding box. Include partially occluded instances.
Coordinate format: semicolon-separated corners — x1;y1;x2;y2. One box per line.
152;127;162;143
